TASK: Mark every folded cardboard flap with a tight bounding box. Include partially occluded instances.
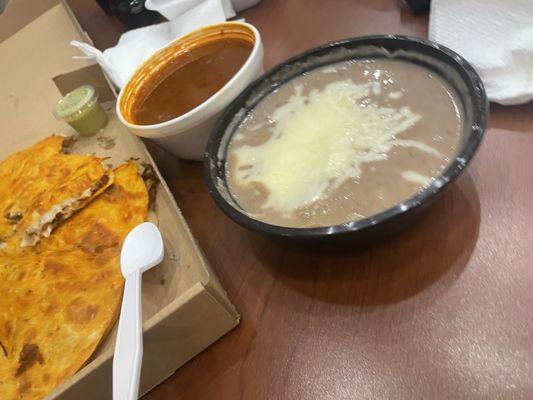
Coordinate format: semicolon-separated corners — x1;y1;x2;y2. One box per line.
53;64;116;103
0;1;239;399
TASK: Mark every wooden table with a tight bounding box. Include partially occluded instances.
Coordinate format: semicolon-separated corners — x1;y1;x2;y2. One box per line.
67;1;533;398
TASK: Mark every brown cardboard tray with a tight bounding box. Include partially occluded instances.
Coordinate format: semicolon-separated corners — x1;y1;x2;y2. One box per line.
0;1;239;398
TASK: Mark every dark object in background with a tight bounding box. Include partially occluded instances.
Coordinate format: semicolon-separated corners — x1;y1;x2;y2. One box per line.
96;0;159;28
204;35;488;247
398;0;430;14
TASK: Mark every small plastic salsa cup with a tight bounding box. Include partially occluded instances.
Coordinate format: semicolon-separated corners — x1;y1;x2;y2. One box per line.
53;85;108;136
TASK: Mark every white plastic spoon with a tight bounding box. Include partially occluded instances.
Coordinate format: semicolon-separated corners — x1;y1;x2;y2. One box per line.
113;222;164;400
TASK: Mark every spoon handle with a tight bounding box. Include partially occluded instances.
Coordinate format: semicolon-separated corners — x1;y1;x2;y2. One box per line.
113;271;142;400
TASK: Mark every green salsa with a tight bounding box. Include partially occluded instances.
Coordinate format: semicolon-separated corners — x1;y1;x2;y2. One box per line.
54;85;108;136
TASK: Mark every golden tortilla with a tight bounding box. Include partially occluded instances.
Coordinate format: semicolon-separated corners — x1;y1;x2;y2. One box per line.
0;142;148;399
0;136;114;253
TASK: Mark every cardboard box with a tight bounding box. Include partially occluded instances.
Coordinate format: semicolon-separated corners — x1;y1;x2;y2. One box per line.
0;1;239;398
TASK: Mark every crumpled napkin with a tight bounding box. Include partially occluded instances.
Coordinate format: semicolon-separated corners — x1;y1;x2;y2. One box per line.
71;0;235;88
145;0;235;20
429;0;533;105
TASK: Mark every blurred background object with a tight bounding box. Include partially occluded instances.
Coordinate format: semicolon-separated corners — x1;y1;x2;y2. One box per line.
399;0;430;14
96;0;160;28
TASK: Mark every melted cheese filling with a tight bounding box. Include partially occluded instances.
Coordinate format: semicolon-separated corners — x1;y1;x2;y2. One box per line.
21;174;112;247
233;79;440;213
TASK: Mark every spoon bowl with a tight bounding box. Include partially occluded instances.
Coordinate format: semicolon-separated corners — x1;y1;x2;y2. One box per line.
120;222;164;276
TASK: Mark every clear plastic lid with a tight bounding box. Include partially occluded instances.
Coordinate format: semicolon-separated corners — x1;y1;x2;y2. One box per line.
53;85;98;121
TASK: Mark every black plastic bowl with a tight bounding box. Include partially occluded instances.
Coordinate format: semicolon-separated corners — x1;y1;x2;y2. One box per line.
204;35;488;245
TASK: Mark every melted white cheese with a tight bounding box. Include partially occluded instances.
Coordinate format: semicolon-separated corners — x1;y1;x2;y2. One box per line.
401;170;432;186
233;79;439;213
21;175;111;247
389;91;403;99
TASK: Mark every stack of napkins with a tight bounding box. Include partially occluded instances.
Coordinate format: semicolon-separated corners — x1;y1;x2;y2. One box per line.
430;0;533;105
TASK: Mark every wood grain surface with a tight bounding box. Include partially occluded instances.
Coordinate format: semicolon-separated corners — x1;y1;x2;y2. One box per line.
67;0;533;398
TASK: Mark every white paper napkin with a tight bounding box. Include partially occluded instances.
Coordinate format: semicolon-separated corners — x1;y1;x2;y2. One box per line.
429;0;533;105
146;0;235;20
71;0;235;88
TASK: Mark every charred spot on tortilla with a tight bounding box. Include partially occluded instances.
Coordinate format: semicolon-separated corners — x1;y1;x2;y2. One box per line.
0;339;7;357
60;135;77;154
4;212;23;224
15;344;44;376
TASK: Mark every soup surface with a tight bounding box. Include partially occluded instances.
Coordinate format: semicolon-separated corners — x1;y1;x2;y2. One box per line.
225;58;464;228
132;38;253;125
